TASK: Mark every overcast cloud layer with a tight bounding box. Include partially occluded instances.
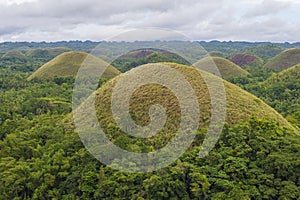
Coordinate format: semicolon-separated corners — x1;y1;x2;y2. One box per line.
0;0;300;42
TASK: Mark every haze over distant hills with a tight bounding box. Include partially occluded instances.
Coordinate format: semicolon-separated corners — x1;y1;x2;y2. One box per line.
1;40;300;54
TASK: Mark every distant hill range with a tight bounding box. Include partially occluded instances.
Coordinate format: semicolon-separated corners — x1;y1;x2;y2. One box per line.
1;40;300;57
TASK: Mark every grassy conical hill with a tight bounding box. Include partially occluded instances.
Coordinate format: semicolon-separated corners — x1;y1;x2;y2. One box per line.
209;51;226;58
28;51;121;80
263;64;300;85
93;62;293;134
111;48;190;72
264;48;300;71
230;53;264;67
194;57;249;80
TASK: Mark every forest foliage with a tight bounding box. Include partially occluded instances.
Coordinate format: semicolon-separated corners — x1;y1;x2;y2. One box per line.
0;41;299;199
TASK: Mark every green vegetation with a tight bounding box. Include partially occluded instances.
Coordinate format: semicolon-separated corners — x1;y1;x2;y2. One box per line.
0;75;74;128
95;63;293;134
208;51;226;58
258;64;300;128
111;49;190;72
0;50;31;71
0;114;299;199
229;63;300;128
241;45;285;60
0;47;73;73
264;48;300;71
194;57;249;80
28;51;121;80
0;41;299;199
26;47;71;60
1;50;28;63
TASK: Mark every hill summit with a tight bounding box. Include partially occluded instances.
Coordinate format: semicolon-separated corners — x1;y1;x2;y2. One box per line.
93;62;293;138
230;53;264;67
111;48;190;72
28;51;120;80
264;48;300;71
194;57;249;80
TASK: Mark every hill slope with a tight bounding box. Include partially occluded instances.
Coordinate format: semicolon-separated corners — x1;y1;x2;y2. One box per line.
241;45;284;60
209;51;226;58
264;48;300;71
93;62;293;139
0;50;29;71
263;64;300;85
194;57;249;80
28;51;120;80
111;48;190;72
1;50;28;63
259;64;300;127
230;54;264;67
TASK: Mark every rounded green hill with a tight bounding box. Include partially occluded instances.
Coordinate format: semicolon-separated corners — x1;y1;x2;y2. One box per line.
263;63;300;85
26;47;71;59
111;48;190;72
209;51;226;58
93;62;293;136
264;48;300;71
259;63;300;128
260;64;300;128
194;57;249;80
28;51;121;80
1;50;28;63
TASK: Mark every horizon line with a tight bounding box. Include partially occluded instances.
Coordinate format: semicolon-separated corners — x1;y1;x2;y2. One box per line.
0;40;299;44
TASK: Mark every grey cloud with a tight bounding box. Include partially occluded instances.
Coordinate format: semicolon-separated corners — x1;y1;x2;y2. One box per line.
191;17;299;42
0;0;299;42
0;0;180;33
127;0;224;29
0;26;24;36
244;0;290;18
2;0;177;18
0;0;220;37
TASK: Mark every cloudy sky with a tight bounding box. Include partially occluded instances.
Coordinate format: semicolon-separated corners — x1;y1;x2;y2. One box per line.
0;0;300;42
